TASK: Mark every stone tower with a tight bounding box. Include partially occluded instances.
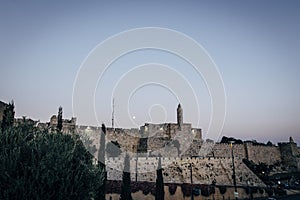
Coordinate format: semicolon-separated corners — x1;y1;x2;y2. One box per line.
177;104;183;130
279;136;299;171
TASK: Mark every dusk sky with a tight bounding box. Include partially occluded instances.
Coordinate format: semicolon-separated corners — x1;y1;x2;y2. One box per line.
1;1;299;144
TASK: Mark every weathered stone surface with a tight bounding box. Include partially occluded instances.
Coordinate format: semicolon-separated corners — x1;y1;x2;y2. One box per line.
105;156;265;187
36;103;300;186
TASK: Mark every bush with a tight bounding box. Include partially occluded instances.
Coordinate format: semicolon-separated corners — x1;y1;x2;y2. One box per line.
0;124;105;200
245;187;250;195
259;188;264;194
218;186;227;195
274;187;286;196
168;184;177;195
265;188;273;196
252;187;258;193
181;183;192;197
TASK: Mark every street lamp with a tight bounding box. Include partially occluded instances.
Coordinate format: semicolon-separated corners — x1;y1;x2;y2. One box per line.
247;179;253;200
189;162;194;200
135;152;138;182
180;159;195;200
230;141;238;200
212;179;216;200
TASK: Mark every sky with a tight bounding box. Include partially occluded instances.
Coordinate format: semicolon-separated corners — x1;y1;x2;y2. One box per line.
0;0;300;144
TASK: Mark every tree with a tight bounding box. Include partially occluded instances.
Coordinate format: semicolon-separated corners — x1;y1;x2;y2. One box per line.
1;100;15;131
266;141;273;146
95;123;107;200
57;106;63;132
220;136;243;144
155;155;164;200
120;153;132;200
0;122;105;199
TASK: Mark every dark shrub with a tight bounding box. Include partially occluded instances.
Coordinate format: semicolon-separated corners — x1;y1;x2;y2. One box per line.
0;124;105;200
218;186;227;195
181;183;192;197
265;188;273;196
259;188;264;194
168;184;177;195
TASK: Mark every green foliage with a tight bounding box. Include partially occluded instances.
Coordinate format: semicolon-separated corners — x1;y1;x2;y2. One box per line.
0;123;105;200
96;123;107;200
57;106;63;132
266;141;273;146
259;188;264;194
94;162;107;200
1;100;15;131
120;153;132;200
265;187;273;196
220;136;243;144
274;187;286;196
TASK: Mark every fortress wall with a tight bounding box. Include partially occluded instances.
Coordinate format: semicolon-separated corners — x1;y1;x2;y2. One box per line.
150;146;178;157
77;123;295;171
191;128;202;139
77;124;288;169
76;121;199;159
173;124;194;154
212;143;246;158
181;138;203;157
77;126;140;153
105;157;265;187
290;142;299;156
145;123;193;154
41;103;298;172
168;124;180;138
279;142;300;170
106;128;140;153
211;143;281;165
246;143;281;165
142;124;171;151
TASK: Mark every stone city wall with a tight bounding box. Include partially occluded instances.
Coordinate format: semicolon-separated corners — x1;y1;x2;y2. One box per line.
105;156;265;187
76;126;140;155
212;143;246;158
246;143;281;165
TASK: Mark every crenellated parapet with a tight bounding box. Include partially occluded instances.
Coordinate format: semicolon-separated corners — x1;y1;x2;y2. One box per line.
36;103;299;173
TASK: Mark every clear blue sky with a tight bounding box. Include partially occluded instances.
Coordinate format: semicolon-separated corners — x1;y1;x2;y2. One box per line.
1;0;299;144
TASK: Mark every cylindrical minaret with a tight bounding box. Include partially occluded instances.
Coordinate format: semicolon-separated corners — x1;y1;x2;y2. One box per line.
177;104;183;129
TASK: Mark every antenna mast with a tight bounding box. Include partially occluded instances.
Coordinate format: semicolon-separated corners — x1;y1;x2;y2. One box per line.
112;98;115;129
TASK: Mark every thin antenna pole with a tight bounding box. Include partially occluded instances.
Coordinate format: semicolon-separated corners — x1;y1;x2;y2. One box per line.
112;98;115;129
